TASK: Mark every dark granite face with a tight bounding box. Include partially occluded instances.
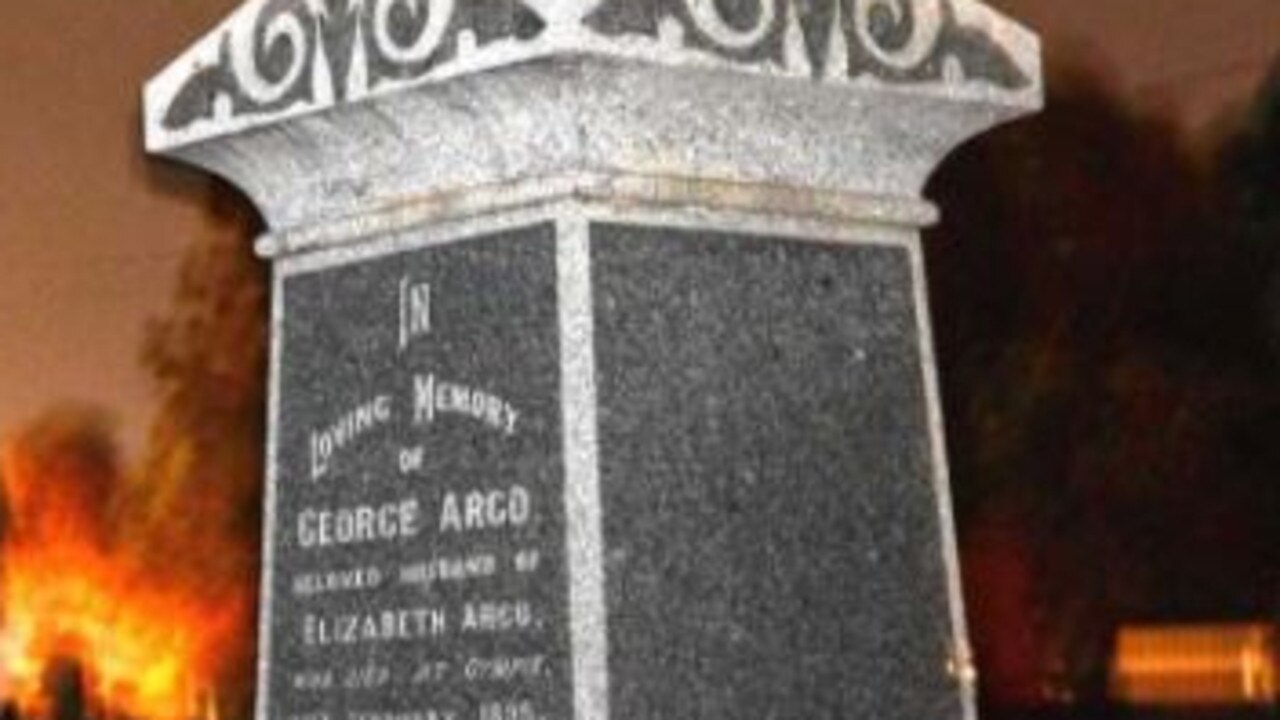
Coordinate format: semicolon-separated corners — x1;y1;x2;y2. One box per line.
269;224;570;720
265;218;965;720
590;224;962;720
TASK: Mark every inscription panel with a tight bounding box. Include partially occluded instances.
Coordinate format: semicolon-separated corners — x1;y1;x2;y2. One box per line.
269;224;569;720
591;223;963;720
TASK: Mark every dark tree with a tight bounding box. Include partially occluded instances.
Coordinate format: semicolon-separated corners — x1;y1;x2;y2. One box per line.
926;59;1280;711
136;177;267;720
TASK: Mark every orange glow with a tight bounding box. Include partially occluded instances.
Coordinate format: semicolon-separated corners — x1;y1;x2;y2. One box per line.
0;436;242;720
1111;623;1278;706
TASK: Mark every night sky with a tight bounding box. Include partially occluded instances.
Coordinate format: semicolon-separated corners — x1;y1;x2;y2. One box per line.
1;0;1279;454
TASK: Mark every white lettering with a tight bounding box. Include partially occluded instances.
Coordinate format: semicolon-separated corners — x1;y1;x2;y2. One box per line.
298;498;421;549
303;606;447;647
399;278;432;351
461;601;535;633
439;486;530;533
400;554;498;587
464;655;547;683
292;565;385;597
412;374;518;435
310;395;393;480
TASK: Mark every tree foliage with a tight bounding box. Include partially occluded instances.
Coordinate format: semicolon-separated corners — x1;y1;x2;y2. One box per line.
135;180;267;720
927;62;1280;707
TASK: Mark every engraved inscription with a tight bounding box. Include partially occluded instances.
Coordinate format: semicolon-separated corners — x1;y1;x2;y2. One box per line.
413;374;520;435
296;498;422;549
310;395;393;480
399;278;432;351
271;226;566;720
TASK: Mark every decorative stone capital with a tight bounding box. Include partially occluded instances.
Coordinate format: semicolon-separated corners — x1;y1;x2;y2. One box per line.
141;7;1046;720
144;0;1041;238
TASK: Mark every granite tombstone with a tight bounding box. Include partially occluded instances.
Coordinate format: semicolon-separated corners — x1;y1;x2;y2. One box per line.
143;2;1043;720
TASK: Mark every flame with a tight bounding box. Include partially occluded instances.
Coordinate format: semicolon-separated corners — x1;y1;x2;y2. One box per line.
0;414;246;720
